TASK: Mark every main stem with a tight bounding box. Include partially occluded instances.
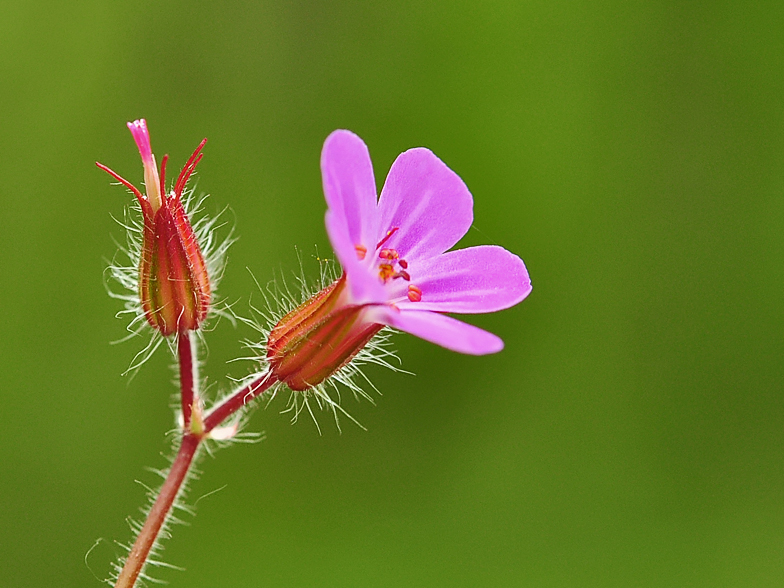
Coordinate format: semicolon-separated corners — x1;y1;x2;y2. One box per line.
114;434;200;588
114;351;277;587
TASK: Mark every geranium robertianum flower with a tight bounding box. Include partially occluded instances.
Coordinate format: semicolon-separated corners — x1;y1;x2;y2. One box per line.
267;130;531;391
97;120;211;336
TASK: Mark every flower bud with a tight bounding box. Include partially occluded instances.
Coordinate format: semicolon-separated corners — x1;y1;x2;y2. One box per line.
98;119;211;336
266;274;383;391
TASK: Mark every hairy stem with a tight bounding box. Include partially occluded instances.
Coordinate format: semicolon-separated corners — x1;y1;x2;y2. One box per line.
114;433;200;588
115;330;201;587
178;332;196;429
203;371;277;432
113;370;276;586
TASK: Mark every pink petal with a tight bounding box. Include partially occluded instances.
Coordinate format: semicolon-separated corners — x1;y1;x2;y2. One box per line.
321;130;380;254
377;148;473;262
325;211;386;304
372;307;504;355
397;245;532;314
127;119;154;167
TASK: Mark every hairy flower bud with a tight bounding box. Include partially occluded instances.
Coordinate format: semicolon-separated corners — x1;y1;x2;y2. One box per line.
98;119;211;336
267;274;384;391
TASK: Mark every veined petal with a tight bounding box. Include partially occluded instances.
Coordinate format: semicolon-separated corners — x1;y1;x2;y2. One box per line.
325;211;386;305
373;307;504;355
321;130;380;253
398;245;532;314
377;148;473;262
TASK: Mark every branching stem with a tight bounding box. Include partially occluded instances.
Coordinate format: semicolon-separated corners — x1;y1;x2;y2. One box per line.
114;351;277;587
204;370;276;432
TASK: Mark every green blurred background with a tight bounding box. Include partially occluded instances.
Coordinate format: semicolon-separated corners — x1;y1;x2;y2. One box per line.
2;1;783;586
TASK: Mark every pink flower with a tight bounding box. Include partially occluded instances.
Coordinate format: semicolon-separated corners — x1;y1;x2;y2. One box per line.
267;130;531;391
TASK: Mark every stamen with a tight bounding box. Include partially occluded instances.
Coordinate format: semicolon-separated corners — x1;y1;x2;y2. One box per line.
378;264;395;282
407;284;422;302
376;227;399;250
355;244;367;260
395;270;411;281
379;248;399;260
398;259;408;269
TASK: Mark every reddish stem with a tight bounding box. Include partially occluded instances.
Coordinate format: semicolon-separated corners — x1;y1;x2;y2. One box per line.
203;371;277;432
178;332;195;429
114;355;274;586
114;434;200;588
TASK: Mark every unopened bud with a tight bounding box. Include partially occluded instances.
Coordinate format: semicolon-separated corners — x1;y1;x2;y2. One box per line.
98;119;211;336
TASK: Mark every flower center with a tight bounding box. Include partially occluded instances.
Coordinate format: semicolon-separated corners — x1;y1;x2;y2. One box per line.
355;226;422;303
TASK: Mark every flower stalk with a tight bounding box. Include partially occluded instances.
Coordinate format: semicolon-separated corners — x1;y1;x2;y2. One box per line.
178;332;197;430
203;371;278;432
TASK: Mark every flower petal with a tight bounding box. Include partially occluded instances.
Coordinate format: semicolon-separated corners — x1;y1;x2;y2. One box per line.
372;307;504;355
377;148;473;262
325;211;386;304
321;130;380;252
127;119;153;167
397;245;532;314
